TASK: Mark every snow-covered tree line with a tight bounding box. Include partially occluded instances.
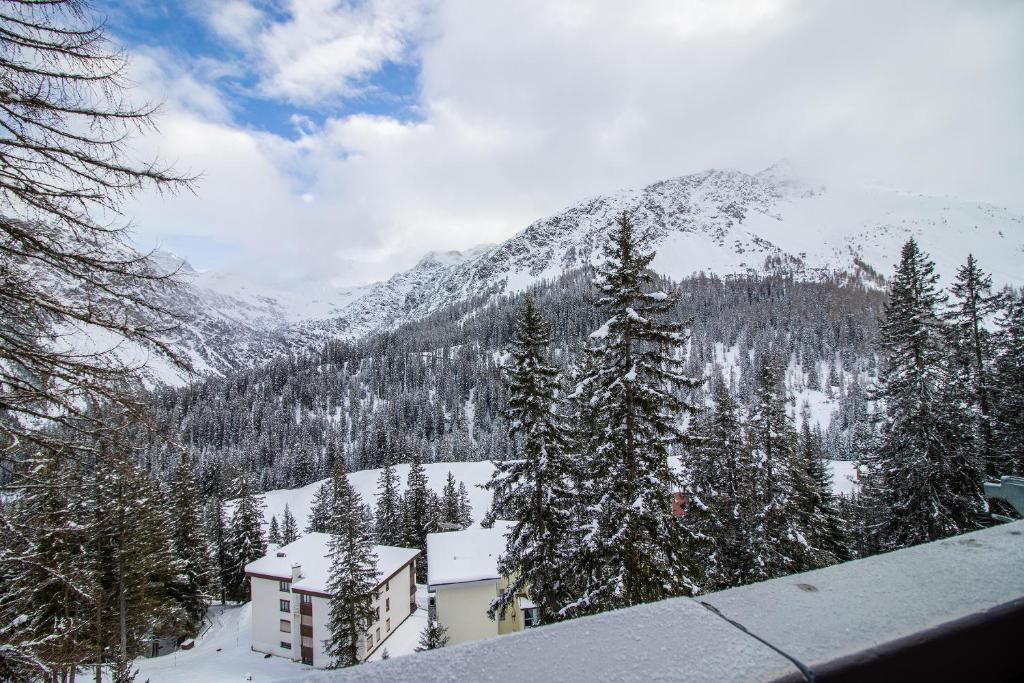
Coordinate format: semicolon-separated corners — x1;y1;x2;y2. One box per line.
485;215;1023;626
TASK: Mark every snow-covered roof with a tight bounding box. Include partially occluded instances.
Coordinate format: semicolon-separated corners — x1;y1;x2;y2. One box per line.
245;532;419;595
426;521;515;587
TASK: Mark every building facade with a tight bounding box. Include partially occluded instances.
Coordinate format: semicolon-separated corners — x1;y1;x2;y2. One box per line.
426;522;538;646
246;533;418;668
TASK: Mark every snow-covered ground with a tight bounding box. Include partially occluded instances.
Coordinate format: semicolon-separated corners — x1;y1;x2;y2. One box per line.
366;609;428;662
256;461;496;532
122;604;302;683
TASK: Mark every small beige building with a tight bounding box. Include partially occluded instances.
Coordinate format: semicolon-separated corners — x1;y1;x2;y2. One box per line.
426;521;538;646
245;533;418;668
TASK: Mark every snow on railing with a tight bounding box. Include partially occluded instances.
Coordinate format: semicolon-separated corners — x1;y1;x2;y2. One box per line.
301;520;1024;682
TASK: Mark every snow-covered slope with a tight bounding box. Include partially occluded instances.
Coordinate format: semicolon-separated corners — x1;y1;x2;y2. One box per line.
298;164;1024;340
108;164;1024;386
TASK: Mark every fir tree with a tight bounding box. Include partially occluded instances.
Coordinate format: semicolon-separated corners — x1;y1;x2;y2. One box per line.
415;620;450;652
992;291;1024;479
796;402;848;565
324;461;378;668
204;493;230;605
864;239;985;549
439;472;464;530
226;474;267;601
168;451;213;634
683;373;754;590
566;213;702;617
374;456;403;545
402;449;436;582
306;480;334;534
457;481;473;527
484;295;574;623
745;356;815;579
281;504;300;544
945;255;1003;476
267;516;282;545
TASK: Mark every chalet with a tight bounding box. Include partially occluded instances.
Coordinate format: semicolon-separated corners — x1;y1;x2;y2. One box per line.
245;533;418;668
426;521;538;646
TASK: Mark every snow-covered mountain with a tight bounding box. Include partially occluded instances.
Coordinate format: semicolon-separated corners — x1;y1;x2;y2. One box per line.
133;164;1024;385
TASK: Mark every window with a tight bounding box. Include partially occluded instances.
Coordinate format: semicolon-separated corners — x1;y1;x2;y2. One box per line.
376;627;381;642
386;618;391;632
280;641;292;650
385;580;390;592
523;607;540;628
385;597;390;611
279;599;291;612
367;634;373;649
302;636;313;648
279;580;291;592
300;594;312;605
280;619;291;633
375;607;380;621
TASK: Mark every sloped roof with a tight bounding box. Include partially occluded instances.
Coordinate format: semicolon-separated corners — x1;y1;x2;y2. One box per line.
245;532;419;595
426;521;515;586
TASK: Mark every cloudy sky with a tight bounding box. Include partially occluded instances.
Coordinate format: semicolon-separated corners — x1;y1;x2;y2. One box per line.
104;0;1024;288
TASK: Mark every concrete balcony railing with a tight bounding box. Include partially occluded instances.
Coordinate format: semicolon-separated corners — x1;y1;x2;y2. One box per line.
300;519;1024;682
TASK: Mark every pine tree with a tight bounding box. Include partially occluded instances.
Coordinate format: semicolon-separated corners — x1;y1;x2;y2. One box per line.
204;493;230;605
226;474;267;602
402;449;436;583
415;620;450;652
168;451;213;634
268;516;282;545
374;456;403;545
683;373;754;590
566;213;702;617
796;402;848;564
484;295;575;623
864;239;985;549
324;461;379;668
457;481;473;527
439;472;464;530
745;356;815;579
945;255;1004;476
306;480;334;534
281;504;300;544
992;291;1024;479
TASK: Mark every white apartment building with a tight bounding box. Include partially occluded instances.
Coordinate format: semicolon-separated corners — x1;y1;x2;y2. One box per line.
245;533;418;668
426;521;538;646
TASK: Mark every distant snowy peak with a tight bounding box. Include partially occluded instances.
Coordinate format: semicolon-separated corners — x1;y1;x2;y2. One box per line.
138;165;1023;385
305;166;1022;342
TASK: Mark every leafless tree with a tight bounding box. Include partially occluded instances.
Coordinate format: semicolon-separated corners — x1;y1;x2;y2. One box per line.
0;0;196;482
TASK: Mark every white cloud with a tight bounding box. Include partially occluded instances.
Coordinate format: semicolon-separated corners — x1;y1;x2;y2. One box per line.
123;0;1024;288
206;0;431;104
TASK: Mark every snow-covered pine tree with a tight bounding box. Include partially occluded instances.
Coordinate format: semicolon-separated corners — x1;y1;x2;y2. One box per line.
324;460;379;668
457;481;473;527
683;372;753;590
440;472;464;530
168;451;213;634
226;474;267;601
864;239;985;549
281;504;300;544
402;449;436;582
306;480;334;534
565;213;702;617
204;493;230;605
484;294;574;623
992;291;1024;479
89;450;189;666
745;355;816;579
0;452;93;680
796;402;848;565
415;619;450;652
945;255;1004;477
374;456;403;545
268;516;282;545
